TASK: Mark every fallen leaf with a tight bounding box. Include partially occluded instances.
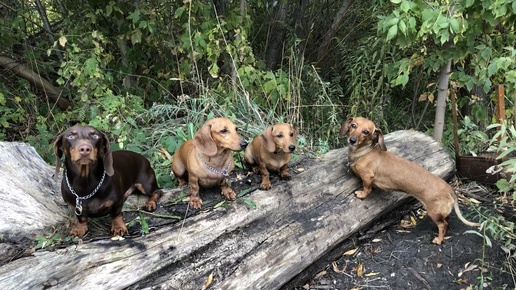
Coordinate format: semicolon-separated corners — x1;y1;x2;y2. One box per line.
331;261;348;273
356;262;364;277
458;263;478;277
315;270;327;278
204;272;213;288
372;238;382;243
296;167;305;172
436;263;443;269
343;248;358;255
365;272;379;277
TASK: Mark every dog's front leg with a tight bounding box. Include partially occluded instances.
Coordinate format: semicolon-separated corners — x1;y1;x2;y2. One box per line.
188;176;203;209
111;215;128;236
258;163;272;190
220;178;237;200
355;173;374;199
70;216;89;238
279;163;291;180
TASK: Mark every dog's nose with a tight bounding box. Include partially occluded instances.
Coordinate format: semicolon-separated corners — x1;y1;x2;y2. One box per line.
240;140;248;149
289;144;296;152
78;144;93;156
349;136;357;144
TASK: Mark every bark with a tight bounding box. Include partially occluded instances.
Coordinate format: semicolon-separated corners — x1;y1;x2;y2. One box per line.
265;0;289;70
316;0;355;63
433;59;451;141
0;130;456;289
0;56;70;111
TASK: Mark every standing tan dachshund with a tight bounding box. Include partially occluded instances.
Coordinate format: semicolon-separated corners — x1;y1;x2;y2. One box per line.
244;123;297;190
54;125;162;238
172;117;248;209
339;117;480;244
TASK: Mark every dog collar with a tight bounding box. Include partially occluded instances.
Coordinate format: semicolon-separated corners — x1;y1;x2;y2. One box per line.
346;144;378;172
197;151;232;177
64;169;106;216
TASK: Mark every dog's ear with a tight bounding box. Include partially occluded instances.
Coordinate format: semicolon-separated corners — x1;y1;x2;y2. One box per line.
53;132;64;178
339;117;354;136
374;128;387;151
100;131;114;176
291;124;298;140
194;123;218;156
260;125;277;152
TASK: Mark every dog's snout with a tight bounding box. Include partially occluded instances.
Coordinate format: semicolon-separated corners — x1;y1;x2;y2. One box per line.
240;140;248;149
349;136;357;144
78;144;93;155
289;144;296;152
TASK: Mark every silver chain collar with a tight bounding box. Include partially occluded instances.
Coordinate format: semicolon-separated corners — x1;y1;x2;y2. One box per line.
197;151;232;177
64;169;106;216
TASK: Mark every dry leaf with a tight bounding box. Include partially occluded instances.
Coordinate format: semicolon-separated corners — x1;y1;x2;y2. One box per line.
315;270;327;278
296;167;305;172
332;261;348;273
372;238;382;243
59;36;67;47
365;272;379;277
343;248;358;255
356;263;364;277
204;272;213;288
437;263;443;269
458;263;478;277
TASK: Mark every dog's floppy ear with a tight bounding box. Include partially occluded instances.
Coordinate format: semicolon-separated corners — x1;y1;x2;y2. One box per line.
339;117;354;136
374;128;387;151
194;122;218;156
260;125;276;152
100;131;114;176
53;132;65;178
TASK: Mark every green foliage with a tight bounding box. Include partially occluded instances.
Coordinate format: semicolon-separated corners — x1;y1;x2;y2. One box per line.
35;232;78;250
378;0;516;94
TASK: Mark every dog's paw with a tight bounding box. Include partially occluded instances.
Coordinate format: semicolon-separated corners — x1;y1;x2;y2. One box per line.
355;190;368;199
70;223;88;238
189;197;203;209
145;200;157;211
280;172;292;180
111;218;128;237
432;237;443;245
260;182;272;190
251;166;260;174
222;188;237;200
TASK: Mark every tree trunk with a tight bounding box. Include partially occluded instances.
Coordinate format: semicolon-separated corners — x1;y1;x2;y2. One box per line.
0;130;456;289
265;0;289;70
433;59;451;141
0;56;70;111
316;0;355;63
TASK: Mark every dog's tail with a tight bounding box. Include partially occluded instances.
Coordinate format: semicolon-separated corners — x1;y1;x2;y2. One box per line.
453;197;481;227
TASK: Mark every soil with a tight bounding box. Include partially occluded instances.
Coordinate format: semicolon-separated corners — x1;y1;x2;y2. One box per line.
4;153;516;290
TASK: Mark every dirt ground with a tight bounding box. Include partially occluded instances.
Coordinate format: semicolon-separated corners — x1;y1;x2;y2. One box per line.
4;152;515;290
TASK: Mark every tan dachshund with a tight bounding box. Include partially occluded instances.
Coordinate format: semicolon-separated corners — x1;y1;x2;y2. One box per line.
244;123;297;190
339;117;480;244
172;117;248;209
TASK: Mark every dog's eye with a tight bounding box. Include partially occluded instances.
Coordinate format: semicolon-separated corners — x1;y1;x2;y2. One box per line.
220;129;228;134
351;123;357;129
363;130;370;135
66;133;76;139
92;132;100;139
290;133;294;137
277;134;283;138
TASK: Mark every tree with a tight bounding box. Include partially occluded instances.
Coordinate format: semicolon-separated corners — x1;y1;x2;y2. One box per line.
377;0;516;140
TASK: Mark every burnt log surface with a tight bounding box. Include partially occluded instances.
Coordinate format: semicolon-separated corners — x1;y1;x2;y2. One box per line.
0;130;456;290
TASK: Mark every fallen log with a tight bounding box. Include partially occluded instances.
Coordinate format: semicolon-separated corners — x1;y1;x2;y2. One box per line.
0;130;457;289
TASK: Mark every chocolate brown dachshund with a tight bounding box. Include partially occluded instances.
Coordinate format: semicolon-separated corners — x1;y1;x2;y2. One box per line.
340;117;480;244
54;125;162;238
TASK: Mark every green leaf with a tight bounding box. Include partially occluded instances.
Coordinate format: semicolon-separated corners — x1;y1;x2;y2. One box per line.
242;198;256;209
0;92;5;106
386;24;398;41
